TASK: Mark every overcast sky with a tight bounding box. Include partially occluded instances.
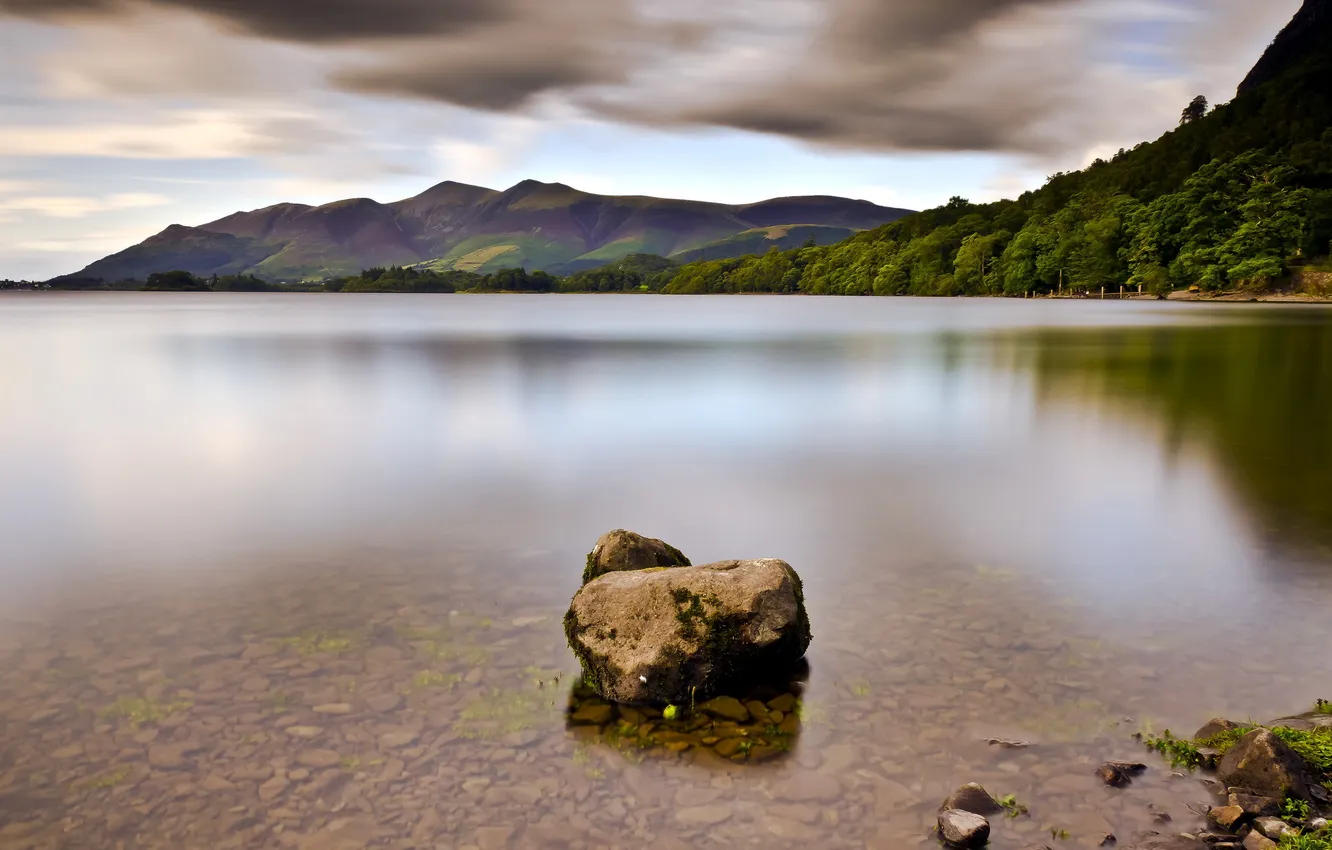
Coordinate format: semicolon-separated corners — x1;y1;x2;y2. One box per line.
0;0;1300;279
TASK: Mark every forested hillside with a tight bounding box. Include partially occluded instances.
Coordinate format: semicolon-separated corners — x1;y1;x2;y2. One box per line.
658;0;1332;297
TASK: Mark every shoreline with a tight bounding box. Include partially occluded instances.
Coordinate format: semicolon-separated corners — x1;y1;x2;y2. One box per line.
939;705;1332;849
4;288;1332;302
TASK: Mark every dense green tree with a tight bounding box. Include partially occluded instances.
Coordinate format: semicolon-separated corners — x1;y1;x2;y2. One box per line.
561;254;677;293
1180;95;1209;125
211;274;278;292
478;267;557;292
143;271;211;291
339;266;474;293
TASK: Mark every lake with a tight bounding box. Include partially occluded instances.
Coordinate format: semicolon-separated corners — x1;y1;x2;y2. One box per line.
1;293;1331;849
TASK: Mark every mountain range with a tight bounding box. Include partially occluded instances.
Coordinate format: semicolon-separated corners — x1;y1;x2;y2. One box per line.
62;180;911;283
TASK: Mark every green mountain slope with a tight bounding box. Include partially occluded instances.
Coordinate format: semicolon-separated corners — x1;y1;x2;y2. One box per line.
670;225;856;264
58;180;912;283
661;0;1332;296
67;225;274;282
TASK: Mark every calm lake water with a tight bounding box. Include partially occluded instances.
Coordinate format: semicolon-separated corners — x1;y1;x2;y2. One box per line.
1;293;1331;849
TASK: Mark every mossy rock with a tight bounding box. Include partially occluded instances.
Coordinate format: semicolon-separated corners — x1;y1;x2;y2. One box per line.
565;558;811;705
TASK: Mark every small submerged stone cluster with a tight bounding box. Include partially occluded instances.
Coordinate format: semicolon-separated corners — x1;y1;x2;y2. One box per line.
563;530;811;762
566;683;804;763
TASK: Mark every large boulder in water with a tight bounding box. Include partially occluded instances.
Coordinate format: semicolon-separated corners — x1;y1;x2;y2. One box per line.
565;558;811;705
582;529;691;585
1217;729;1310;801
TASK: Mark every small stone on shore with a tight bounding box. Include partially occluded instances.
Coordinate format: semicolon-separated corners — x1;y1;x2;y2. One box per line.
1208;806;1246;829
937;809;990;848
1242;833;1277;850
1254;817;1297;840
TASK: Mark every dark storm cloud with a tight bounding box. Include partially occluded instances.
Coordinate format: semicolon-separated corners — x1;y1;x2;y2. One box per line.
0;0;499;42
836;0;1062;44
656;0;1078;152
703;101;1011;152
326;0;1080;149
335;48;615;112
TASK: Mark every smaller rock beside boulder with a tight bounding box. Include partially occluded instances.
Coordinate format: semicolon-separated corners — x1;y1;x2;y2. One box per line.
1253;817;1297;840
1207;806;1246;830
1265;711;1332;732
1097;762;1148;787
1196;718;1242;740
1242;833;1278;850
940;783;1004;816
1217;729;1310;801
697;696;748;722
1227;792;1282;818
582;530;691;585
938;809;990;848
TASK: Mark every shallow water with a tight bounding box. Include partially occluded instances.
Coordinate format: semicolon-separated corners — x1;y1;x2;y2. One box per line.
1;293;1331;849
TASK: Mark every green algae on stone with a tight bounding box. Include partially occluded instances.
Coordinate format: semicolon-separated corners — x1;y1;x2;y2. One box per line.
102;695;192;727
277;630;355;656
77;766;131;791
454;688;548;740
411;670;461;690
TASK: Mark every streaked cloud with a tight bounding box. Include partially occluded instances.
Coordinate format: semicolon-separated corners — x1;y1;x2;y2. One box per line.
0;192;169;218
0;0;1302;155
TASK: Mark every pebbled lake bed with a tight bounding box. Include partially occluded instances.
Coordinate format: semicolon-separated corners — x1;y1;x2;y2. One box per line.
2;294;1331;849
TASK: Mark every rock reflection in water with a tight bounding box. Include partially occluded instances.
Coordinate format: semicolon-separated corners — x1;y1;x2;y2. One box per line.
565;666;807;766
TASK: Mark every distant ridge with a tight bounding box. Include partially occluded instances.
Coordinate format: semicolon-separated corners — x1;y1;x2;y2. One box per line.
60;181;913;283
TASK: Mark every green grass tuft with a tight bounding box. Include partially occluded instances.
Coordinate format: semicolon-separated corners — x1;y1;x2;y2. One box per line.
1282;797;1312;822
1279;832;1332;850
997;794;1030;818
1272;726;1332;772
1143;723;1332;784
1142;729;1209;768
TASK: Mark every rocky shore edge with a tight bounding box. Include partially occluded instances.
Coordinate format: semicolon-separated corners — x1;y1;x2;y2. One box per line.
938;704;1332;849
